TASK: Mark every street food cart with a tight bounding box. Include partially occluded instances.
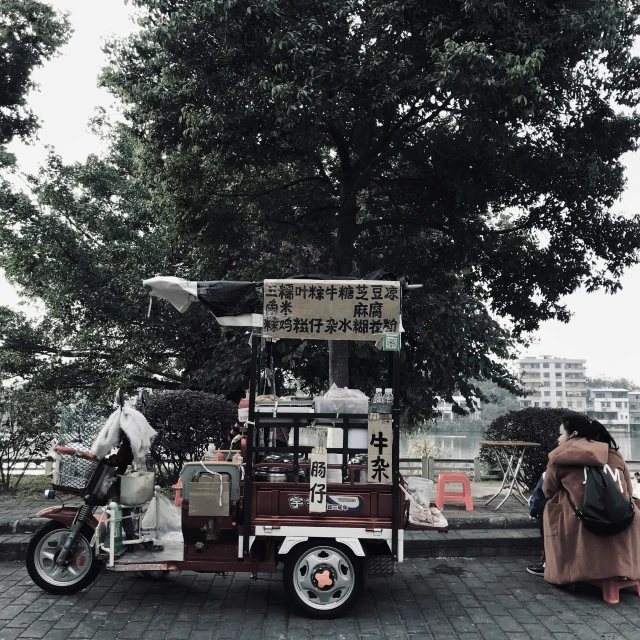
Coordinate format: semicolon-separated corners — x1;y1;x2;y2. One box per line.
27;276;412;618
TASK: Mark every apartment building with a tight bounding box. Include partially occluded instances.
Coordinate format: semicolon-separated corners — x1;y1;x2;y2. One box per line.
628;391;640;428
586;389;629;428
518;355;587;410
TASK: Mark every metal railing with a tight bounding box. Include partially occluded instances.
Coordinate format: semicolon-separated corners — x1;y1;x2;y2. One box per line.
399;456;487;481
1;457;54;475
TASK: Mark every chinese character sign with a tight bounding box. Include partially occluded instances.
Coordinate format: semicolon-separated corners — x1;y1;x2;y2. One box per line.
309;453;328;513
263;279;401;341
367;416;393;484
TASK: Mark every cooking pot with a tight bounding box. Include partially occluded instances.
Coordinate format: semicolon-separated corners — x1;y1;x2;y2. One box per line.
254;467;288;482
254;466;308;483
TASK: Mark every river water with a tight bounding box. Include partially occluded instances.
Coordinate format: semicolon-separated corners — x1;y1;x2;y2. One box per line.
401;426;640;461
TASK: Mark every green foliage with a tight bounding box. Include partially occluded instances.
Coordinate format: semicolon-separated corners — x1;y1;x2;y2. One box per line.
586;377;638;390
470;379;521;424
480;407;580;491
99;0;640;401
0;0;69;145
138;390;237;486
0;130;253;401
57;402;110;448
104;0;640;322
3;0;640;424
407;438;442;461
0;387;60;492
0;475;50;502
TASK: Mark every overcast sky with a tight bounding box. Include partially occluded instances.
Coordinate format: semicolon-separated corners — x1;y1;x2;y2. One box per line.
3;0;640;383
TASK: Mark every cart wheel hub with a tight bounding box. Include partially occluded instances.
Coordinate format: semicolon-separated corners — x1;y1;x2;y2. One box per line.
312;566;334;589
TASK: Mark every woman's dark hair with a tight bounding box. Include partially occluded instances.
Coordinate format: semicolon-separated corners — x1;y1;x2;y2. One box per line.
561;415;619;450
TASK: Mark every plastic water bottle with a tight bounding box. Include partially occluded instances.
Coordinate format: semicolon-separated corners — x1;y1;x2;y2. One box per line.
382;388;394;414
204;443;216;461
370;388;383;414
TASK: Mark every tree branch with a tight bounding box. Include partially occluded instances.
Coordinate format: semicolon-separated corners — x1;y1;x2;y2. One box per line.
212;175;332;198
266;204;339;226
358;216;452;234
481;217;533;235
325;123;352;172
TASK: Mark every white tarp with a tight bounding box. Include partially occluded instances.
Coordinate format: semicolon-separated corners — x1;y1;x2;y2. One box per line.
143;277;198;313
143;277;263;327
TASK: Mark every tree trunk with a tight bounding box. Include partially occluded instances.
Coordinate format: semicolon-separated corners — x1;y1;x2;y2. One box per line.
329;341;350;387
328;187;359;388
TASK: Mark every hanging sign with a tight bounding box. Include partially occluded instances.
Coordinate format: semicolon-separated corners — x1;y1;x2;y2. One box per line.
367;416;393;484
309;452;328;513
263;279;401;341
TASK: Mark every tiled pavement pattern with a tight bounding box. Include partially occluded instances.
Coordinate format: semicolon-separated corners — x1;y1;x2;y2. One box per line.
1;557;639;640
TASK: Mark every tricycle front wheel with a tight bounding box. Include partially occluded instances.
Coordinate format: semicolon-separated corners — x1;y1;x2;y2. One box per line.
26;521;102;595
283;540;364;619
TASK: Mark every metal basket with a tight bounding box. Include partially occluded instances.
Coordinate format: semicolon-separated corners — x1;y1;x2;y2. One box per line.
52;445;100;495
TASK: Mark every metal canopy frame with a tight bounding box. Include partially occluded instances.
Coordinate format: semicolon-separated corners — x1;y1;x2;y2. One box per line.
242;334;402;561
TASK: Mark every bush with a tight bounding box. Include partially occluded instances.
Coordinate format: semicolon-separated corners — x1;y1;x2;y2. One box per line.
138;390;237;486
480;407;581;491
0;388;60;493
407;438;442;460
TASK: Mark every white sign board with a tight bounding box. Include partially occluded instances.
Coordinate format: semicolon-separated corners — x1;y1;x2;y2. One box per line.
367;416;393;484
263;279;401;341
308;453;328;513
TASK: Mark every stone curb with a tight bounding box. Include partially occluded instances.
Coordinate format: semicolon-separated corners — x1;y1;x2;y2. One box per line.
0;517;49;535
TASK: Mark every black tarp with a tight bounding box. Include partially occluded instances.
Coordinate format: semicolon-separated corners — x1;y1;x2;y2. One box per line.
196;281;263;316
195;271;402;317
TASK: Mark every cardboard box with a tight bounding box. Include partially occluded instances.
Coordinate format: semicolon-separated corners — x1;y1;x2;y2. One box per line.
188;475;230;516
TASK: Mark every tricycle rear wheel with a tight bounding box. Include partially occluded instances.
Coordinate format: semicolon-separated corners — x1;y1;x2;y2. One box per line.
283;540;364;619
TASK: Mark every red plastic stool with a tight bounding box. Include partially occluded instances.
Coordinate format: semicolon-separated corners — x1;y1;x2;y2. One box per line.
172;479;183;507
586;578;640;604
435;472;473;511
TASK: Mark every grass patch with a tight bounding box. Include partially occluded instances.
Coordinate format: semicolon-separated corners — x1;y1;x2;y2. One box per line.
0;475;51;502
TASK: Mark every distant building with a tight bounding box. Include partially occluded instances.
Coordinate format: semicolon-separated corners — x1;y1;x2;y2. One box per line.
518;355;587;410
627;391;640;429
586;388;629;428
435;395;483;421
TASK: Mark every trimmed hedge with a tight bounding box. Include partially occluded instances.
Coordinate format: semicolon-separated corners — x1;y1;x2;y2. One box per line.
138;390;237;486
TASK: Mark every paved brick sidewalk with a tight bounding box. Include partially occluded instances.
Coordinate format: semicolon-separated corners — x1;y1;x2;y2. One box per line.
1;557;639;640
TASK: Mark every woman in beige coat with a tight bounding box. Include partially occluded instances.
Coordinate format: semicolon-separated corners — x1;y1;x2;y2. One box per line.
542;415;640;584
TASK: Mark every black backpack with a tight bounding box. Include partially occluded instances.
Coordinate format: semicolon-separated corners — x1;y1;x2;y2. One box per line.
567;465;635;536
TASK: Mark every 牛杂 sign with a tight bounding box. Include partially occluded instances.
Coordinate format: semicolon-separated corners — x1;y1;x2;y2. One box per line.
263;279;401;341
368;416;393;484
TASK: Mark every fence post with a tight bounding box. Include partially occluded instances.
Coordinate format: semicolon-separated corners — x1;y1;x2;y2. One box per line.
421;456;428;479
426;457;435;481
473;456;481;482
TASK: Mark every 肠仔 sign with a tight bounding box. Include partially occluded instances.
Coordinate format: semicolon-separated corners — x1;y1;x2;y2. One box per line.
262;279;401;341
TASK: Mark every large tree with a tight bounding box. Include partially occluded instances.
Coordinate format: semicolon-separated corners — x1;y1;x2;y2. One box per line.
102;0;640;389
0;0;69;148
0;124;516;424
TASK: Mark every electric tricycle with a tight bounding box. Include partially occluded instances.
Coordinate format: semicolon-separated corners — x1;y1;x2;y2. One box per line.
27;276;416;618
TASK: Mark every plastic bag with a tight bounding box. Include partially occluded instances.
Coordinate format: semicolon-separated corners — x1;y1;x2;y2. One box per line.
315;384;369;416
142;494;182;541
409;503;448;529
401;484;448;529
324;384;368;400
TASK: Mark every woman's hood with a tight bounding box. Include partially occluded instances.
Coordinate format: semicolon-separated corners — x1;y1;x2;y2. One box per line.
548;438;609;467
